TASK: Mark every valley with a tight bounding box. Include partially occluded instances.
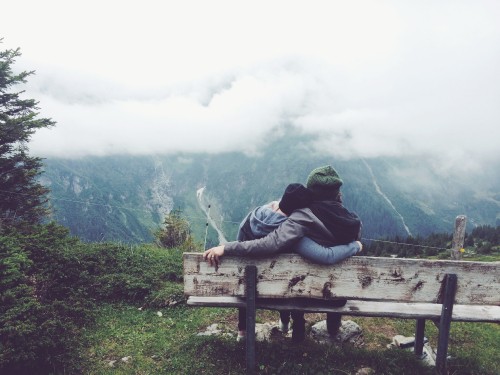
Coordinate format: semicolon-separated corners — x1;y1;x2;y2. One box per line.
41;142;500;244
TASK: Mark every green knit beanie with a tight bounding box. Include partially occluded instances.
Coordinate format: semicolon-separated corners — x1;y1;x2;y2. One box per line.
306;165;343;199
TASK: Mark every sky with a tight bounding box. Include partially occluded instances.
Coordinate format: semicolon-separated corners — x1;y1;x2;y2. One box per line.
2;0;500;170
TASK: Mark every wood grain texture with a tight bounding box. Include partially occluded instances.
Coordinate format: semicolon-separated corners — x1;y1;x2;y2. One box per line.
451;215;467;260
183;253;500;305
186;297;500;322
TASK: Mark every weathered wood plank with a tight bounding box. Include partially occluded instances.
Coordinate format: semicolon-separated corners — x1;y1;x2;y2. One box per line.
183;253;500;305
451;215;467;260
186;297;500;323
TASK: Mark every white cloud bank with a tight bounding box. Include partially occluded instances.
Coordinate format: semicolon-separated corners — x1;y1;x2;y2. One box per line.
1;0;499;166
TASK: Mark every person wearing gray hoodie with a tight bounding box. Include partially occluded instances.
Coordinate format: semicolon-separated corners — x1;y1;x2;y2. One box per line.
204;166;362;341
236;186;361;265
233;182;361;341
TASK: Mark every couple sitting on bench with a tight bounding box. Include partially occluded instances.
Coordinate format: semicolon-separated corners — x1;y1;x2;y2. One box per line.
203;165;363;342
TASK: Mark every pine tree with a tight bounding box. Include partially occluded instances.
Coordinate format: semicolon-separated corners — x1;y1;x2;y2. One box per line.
0;41;92;373
0;41;55;231
154;209;197;250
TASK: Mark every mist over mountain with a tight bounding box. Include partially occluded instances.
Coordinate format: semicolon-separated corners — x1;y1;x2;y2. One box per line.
41;133;500;245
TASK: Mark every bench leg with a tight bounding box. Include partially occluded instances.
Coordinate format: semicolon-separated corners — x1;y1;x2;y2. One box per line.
414;318;426;357
245;265;257;374
436;273;457;374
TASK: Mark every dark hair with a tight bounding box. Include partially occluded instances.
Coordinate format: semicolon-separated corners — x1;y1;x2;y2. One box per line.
336;191;343;203
279;183;313;215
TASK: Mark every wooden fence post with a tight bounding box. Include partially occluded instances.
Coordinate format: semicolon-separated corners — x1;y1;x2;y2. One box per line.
437;215;466;371
451;215;467;260
436;274;458;374
245;265;257;375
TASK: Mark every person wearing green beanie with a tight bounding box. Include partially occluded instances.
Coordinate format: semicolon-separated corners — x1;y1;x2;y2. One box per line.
306;165;343;200
203;165;362;341
232;182;362;342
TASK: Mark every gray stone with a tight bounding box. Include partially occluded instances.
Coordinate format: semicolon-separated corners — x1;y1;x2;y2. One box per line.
419;343;436;367
388;335;436;367
255;323;274;342
197;323;272;341
197;320;365;346
310;320;363;345
356;367;375;375
392;334;415;348
197;323;222;336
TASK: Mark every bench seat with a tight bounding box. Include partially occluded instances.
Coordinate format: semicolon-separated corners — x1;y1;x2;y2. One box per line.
187;296;500;323
183;252;500;374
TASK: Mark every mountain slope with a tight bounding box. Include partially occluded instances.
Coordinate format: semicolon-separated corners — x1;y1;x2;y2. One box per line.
40;140;500;243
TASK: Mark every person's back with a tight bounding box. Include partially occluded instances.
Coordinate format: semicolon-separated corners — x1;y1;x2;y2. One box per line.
204;166;363;341
237;201;286;242
226;199;362;258
233;179;362;340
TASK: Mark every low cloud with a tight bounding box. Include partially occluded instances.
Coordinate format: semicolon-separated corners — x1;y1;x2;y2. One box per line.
2;0;496;168
29;54;500;168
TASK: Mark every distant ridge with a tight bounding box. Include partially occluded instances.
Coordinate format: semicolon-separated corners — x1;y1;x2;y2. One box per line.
41;144;500;243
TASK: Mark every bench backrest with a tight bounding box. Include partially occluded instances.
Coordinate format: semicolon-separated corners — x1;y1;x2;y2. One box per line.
183;253;500;305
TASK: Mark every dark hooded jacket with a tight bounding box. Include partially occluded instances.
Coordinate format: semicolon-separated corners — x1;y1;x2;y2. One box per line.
225;199;361;257
237;204;287;242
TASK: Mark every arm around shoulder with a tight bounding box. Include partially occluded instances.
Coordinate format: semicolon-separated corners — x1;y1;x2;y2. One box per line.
224;216;309;257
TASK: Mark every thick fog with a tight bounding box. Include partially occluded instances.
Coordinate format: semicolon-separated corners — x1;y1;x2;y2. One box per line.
2;0;499;170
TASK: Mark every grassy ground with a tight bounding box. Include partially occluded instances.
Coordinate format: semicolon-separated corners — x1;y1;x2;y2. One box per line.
76;250;499;374
79;296;499;374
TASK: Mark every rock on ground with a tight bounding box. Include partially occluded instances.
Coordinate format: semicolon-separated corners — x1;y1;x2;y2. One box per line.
310;320;364;346
356;367;375;375
198;320;365;345
387;335;436;367
197;323;223;336
255;323;275;342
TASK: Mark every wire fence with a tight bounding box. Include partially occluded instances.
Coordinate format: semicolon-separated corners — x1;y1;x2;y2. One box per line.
0;188;455;252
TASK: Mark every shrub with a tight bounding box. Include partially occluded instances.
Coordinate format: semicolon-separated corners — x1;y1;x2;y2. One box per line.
0;224;93;374
154;209;199;251
74;242;184;303
1;223;185;374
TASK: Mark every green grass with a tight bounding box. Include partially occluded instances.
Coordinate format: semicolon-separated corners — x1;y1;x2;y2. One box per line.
384;318;500;373
80;302;234;374
446;322;500;374
462;253;500;262
79;297;500;374
430;251;500;262
65;246;500;374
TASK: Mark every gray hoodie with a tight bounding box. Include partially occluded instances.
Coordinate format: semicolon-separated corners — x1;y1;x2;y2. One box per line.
226;207;338;257
236;203;286;241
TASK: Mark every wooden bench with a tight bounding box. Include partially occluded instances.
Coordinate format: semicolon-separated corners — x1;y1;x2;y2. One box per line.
183;253;500;374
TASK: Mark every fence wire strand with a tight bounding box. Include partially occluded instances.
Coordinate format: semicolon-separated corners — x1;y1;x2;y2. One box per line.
0;188;454;251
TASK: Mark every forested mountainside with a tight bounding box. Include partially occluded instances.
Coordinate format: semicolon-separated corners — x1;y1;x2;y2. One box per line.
41;136;500;244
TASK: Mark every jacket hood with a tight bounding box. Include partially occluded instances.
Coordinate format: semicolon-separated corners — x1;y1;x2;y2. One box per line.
308;200;362;243
248;204;287;237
